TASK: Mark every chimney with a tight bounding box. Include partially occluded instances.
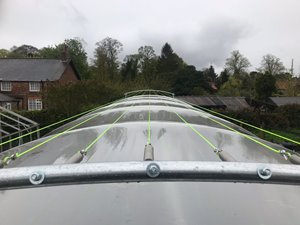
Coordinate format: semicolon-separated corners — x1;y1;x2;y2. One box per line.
61;43;69;62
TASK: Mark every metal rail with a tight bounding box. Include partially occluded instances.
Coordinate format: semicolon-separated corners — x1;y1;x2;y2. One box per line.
0;161;300;190
125;90;175;98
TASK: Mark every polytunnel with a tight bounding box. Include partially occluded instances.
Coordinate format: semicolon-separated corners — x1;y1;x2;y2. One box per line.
0;90;299;225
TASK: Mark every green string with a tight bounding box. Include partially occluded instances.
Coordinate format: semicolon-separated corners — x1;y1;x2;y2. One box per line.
0;99;121;147
2;101;121;164
184;104;290;156
16;113;102;158
82;105;133;154
192;104;300;146
166;103;217;150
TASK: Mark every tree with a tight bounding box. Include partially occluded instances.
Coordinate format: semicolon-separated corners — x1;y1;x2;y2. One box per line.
138;46;157;82
218;76;243;96
157;43;184;73
94;37;123;80
39;46;60;58
40;38;89;79
173;66;210;95
64;38;89;79
120;55;139;81
224;50;251;76
203;65;217;82
0;49;10;58
216;69;229;88
255;72;276;100
9;45;39;58
259;54;285;76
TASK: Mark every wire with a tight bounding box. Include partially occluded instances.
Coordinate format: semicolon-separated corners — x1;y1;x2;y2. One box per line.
192;104;300;145
2;101;121;164
165;103;217;151
82;105;133;154
16;113;102;158
182;104;291;156
0;98;122;147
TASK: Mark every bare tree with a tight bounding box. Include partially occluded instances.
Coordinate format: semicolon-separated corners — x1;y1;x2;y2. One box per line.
259;54;285;76
225;50;251;76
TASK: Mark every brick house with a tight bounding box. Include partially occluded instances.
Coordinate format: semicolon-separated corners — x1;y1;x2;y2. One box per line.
0;58;80;111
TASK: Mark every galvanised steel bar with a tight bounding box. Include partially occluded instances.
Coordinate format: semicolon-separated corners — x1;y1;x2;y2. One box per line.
0;161;300;190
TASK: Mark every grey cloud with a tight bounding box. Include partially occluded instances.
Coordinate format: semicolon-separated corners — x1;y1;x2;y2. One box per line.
138;18;249;70
182;18;250;69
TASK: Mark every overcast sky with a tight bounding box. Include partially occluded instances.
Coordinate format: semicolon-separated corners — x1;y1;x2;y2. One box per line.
1;0;300;74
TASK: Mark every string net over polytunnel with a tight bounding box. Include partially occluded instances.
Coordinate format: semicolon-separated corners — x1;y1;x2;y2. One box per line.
1;89;298;167
0;90;299;225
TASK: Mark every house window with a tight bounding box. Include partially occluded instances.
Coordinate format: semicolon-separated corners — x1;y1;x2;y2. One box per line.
1;82;12;91
29;82;41;92
28;99;42;111
3;103;11;110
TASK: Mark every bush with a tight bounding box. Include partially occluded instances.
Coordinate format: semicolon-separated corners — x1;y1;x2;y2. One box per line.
217;104;300;130
274;104;300;128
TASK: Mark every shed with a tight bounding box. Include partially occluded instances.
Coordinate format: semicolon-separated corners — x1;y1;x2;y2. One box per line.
269;97;300;107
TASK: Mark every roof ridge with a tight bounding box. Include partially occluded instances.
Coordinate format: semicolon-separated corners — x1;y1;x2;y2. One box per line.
0;58;62;60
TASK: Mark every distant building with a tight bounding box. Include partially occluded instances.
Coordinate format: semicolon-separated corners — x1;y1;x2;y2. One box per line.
276;78;300;96
269;97;300;107
176;96;250;111
0;59;81;111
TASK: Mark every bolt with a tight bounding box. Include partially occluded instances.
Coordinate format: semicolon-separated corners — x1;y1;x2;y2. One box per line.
29;171;45;185
280;150;289;160
261;168;271;176
214;148;222;154
257;166;272;180
146;163;160;178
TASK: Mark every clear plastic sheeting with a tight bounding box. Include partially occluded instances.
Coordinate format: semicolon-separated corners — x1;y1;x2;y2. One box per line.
0;93;299;225
0;94;293;167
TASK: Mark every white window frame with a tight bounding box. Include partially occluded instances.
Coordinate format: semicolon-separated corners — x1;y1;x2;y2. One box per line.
1;81;12;91
3;103;11;110
29;82;41;92
28;99;43;111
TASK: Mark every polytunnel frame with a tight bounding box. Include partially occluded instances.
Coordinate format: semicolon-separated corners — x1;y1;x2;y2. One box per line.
0;89;300;190
0;161;300;190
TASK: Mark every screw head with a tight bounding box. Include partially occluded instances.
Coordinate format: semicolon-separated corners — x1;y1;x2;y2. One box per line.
146;163;160;178
29;171;45;185
257;167;272;180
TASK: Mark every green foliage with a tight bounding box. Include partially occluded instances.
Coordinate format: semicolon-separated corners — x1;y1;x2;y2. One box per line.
121;55;139;81
138;46;158;82
39;46;60;58
203;65;217;82
216;69;229;88
0;49;10;58
173;66;209;95
64;38;89;79
8;45;39;58
218;76;243;96
218;104;300;131
157;43;184;73
39;38;89;79
44;80;123;116
274;104;300;128
93;37;123;80
255;72;276;100
218;71;257;97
